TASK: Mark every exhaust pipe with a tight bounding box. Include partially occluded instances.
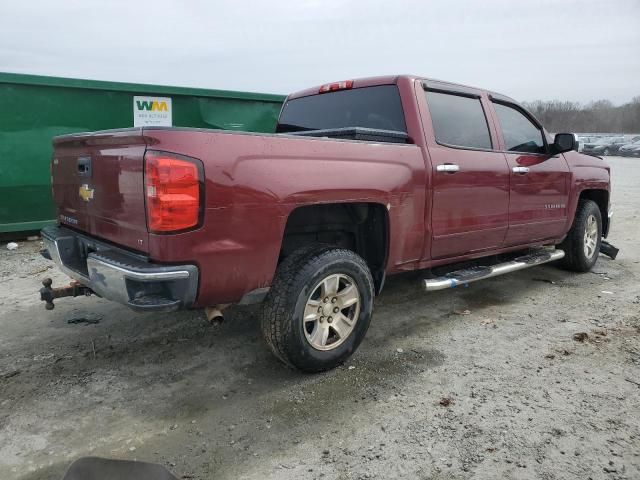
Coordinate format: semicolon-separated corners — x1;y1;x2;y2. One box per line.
204;304;229;325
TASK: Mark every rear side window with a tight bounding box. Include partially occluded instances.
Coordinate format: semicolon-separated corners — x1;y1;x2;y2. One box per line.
425;90;492;150
493;102;546;154
276;85;407;133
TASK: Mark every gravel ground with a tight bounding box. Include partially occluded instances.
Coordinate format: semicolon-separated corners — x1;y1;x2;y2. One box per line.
1;156;639;480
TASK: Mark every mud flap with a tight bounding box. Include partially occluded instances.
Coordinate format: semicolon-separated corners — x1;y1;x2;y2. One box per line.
600;240;619;260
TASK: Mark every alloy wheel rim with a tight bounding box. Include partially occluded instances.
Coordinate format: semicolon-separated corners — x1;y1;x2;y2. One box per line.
583;214;598;259
303;273;361;351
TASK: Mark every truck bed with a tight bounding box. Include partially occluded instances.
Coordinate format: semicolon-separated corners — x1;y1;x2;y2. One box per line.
52;126;426;305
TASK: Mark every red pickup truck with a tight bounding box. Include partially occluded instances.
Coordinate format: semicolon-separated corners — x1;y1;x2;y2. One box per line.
41;75;611;372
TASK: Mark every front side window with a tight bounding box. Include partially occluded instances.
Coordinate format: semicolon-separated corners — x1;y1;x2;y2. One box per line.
425;90;492;150
493;102;546;154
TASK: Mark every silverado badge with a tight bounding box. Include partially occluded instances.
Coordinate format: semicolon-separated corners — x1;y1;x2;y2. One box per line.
79;184;94;202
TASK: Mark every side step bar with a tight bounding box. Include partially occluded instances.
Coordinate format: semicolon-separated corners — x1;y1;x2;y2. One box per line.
423;249;565;291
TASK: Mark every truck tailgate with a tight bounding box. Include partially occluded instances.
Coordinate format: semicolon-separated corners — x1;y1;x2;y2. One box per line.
52;129;149;253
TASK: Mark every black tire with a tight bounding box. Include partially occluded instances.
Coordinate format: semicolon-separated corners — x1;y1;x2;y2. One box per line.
558;199;602;272
260;245;374;372
603;148;610;156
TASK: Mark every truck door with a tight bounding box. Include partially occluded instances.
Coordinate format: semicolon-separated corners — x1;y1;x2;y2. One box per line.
489;99;571;246
421;85;510;259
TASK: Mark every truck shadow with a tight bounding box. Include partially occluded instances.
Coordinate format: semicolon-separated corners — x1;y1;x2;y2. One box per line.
368;262;577;342
2;261;596;480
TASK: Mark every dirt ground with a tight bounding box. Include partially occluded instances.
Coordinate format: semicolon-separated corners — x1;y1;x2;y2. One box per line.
1;156;639;480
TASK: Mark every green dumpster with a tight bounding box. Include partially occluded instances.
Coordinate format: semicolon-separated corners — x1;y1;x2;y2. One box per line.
0;72;285;233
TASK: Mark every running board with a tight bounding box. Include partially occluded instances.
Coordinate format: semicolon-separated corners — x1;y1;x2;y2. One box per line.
423;249;565;291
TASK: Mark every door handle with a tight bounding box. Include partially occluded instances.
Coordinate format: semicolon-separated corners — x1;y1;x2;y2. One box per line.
512;166;530;174
436;164;460;173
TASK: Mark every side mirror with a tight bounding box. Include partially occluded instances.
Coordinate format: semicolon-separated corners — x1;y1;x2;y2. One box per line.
551;133;576;154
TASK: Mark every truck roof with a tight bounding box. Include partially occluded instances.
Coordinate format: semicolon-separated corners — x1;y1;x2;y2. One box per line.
287;74;517;104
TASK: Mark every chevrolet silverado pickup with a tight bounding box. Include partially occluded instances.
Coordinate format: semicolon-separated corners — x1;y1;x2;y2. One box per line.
41;75;612;372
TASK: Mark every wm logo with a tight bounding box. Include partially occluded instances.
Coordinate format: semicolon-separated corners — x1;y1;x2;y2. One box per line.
136;100;168;112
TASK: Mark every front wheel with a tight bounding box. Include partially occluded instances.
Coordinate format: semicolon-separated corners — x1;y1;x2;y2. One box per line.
603;148;610;156
260;246;374;372
558;199;602;272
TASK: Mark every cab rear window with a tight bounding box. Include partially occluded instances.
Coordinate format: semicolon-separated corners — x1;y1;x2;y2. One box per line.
276;85;407;134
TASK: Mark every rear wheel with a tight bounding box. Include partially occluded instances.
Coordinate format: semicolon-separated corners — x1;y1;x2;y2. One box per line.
260;246;374;372
603;148;610;156
558;199;602;272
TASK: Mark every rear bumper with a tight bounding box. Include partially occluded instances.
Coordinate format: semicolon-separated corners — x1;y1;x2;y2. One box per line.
41;225;198;312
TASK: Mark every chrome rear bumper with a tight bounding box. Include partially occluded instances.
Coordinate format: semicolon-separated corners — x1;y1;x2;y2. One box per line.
41;225;198;311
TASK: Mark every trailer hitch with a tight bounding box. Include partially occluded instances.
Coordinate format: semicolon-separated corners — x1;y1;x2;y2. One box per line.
39;277;94;310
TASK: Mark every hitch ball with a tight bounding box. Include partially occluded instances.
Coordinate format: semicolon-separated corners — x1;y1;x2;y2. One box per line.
40;278;56;310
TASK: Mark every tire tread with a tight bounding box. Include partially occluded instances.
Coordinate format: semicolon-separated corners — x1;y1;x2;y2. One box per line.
559;199;601;272
260;244;373;371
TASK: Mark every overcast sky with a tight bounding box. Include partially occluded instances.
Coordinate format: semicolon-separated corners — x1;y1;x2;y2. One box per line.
1;0;639;104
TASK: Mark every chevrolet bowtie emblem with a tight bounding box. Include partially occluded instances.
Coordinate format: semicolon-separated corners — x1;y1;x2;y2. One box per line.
79;184;94;202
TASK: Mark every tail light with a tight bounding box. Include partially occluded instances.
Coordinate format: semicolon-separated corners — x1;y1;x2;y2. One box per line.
144;151;203;233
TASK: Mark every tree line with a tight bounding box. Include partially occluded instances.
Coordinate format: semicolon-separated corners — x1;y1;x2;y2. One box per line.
522;97;640;134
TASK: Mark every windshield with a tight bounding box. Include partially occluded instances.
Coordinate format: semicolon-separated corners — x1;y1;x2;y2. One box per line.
276;85;407;134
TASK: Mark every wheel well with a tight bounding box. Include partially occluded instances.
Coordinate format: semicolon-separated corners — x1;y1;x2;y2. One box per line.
280;203;389;293
579;189;609;233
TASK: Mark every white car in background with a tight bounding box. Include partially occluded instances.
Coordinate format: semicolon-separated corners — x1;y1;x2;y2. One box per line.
576;135;600;153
